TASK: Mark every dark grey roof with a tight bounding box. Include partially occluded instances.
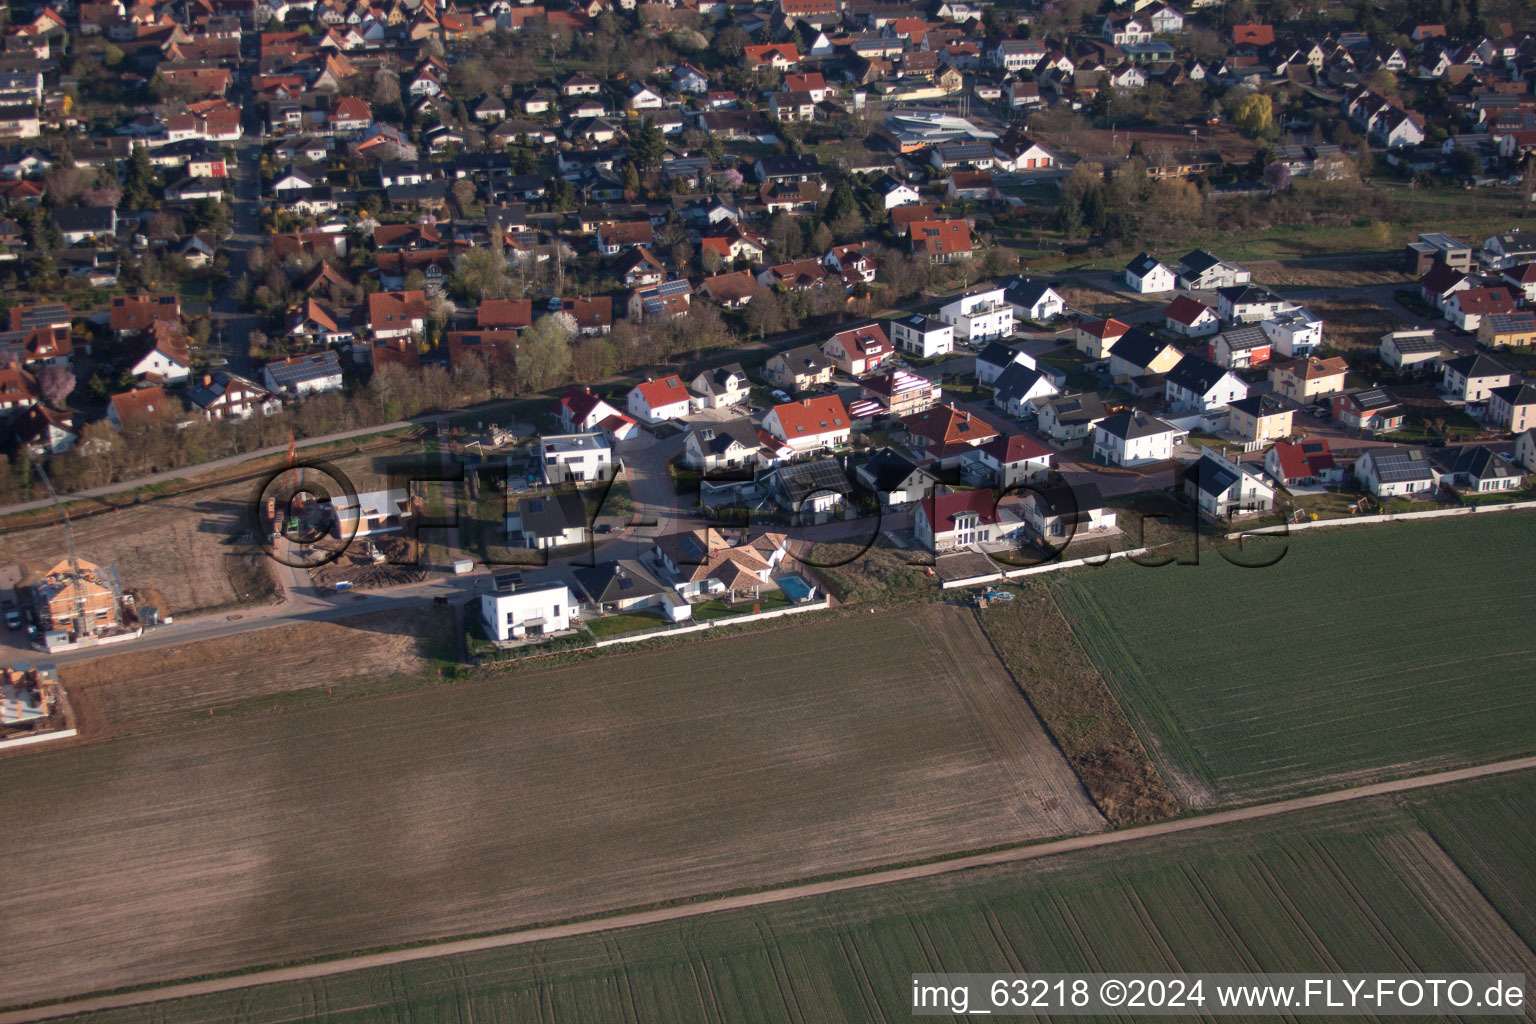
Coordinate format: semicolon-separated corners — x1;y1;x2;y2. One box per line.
1229;393;1289;418
1432;444;1519;482
573;561;663;604
893;313;944;332
1365;446;1434;483
1033;481;1106;518
1106;328;1170;369
756;153;822;177
1001;277;1058;307
1166;354;1231;395
1042;391;1107;424
976;340;1023;368
1489;382;1536;406
857;447;933;492
264;351;341;388
688;418;760;456
991;361;1053;402
1124;251;1165;275
1348;386;1400;412
1096;410;1176;440
1182;454;1241;497
514;490;587;537
1215;325;1270;351
1387;333;1442;354
776;343;831;372
772;458;851;505
1178;248;1223;274
1216;283;1280;305
51;206;115;233
1443;353;1510;378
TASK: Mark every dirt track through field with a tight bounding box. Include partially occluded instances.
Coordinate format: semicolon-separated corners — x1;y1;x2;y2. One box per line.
5;755;1534;1024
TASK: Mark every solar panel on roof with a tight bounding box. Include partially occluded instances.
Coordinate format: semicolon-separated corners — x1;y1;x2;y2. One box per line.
654;279;690;297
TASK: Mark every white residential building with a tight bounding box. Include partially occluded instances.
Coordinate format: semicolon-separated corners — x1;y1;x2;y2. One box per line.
1092;412;1183;466
888;314;954;358
539;432;614;484
938;287;1015;342
480;581;576;641
626;375;694;423
1260;307;1324;358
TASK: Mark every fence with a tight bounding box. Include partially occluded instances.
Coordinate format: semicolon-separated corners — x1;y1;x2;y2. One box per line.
477;598;832;664
940;547;1151;589
1226;498;1536;538
0;728;77;751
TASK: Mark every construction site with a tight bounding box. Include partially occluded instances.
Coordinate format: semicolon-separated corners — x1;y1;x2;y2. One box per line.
0;662;75;748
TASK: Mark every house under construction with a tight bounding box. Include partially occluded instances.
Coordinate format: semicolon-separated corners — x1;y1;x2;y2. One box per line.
0;663;62;729
33;558;125;638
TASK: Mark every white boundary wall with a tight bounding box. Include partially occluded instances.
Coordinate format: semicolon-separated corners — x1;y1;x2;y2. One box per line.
1227;499;1536;538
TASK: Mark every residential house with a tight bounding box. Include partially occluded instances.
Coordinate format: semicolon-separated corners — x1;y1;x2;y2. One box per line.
365;290;428;340
187;371;279;421
10;404;76;455
1478;312;1536;350
860;370;943;418
889;314;954;358
1183;448;1276;517
1352;446;1439;497
904;404;998;466
262;351;343;396
1264;439;1339;488
689;364;751;409
874;175;923;210
1260;307;1324;358
1514;428;1536;472
554;386;624;434
1379;330;1445;373
914;489;1009;552
822;323;892;376
1486;381;1536;433
628;279;692;321
1227;394;1294;443
1444;286;1516;331
480;579;576;641
764;344;834;391
627;375;694;423
1001;279;1065;322
990;362;1059;417
1210;325;1272;370
1123;252;1176;293
1165;354;1249;412
652;528;787;599
767;458;853;524
763;395;851;454
1499;263;1536;304
109;293;180;340
909;219;974;263
974;340;1034;386
1216;284;1290;324
683;420;766;474
539;432;614;484
508;491;589;550
1075;317;1130;359
1441;353;1514;402
1037;392;1108;443
1432;444;1524;493
1175;250;1251;290
573;561;668;616
1419;262;1470;310
855;448;939;507
940;288;1016;343
127;321;191;384
1019;482;1116;541
1333;387;1406;435
1092;411;1182;466
1270;356;1349;402
974;433;1054;487
1163;295;1219;337
108;386;176;431
1107;330;1183;382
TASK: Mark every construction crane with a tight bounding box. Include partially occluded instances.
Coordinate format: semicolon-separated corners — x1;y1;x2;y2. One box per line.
36;464;88;639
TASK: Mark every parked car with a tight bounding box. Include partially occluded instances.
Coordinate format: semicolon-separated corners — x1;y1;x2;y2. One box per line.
2;600;17;630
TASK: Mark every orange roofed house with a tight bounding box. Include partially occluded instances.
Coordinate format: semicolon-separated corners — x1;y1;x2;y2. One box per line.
627;374;695;423
909;219;974;263
33;557;123;635
903;403;998;467
763;394;850;454
821;322;892;376
651;528;789;600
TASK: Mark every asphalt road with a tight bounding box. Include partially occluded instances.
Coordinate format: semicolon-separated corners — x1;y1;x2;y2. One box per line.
4;754;1532;1023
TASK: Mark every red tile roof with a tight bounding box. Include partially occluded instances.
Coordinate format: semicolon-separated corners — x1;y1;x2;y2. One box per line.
476;298;533;329
633;374;690;408
982;432;1052;465
1163;295;1213;326
908;219;973;257
770;395;848;438
921;489;1001;529
904;404;998;447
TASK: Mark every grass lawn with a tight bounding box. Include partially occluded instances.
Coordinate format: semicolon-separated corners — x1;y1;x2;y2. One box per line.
690;590;792;620
74;769;1536;1024
584;609;669;637
1054;512;1536;806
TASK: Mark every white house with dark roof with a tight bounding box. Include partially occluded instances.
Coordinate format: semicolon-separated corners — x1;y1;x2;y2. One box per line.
1352;446;1440;497
1164;354;1249;412
1092;411;1183;466
889;314;954;358
1123;252;1176;293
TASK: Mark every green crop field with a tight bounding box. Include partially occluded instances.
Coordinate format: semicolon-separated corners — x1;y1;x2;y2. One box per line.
62;771;1536;1024
1411;770;1536;953
1053;513;1536;805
